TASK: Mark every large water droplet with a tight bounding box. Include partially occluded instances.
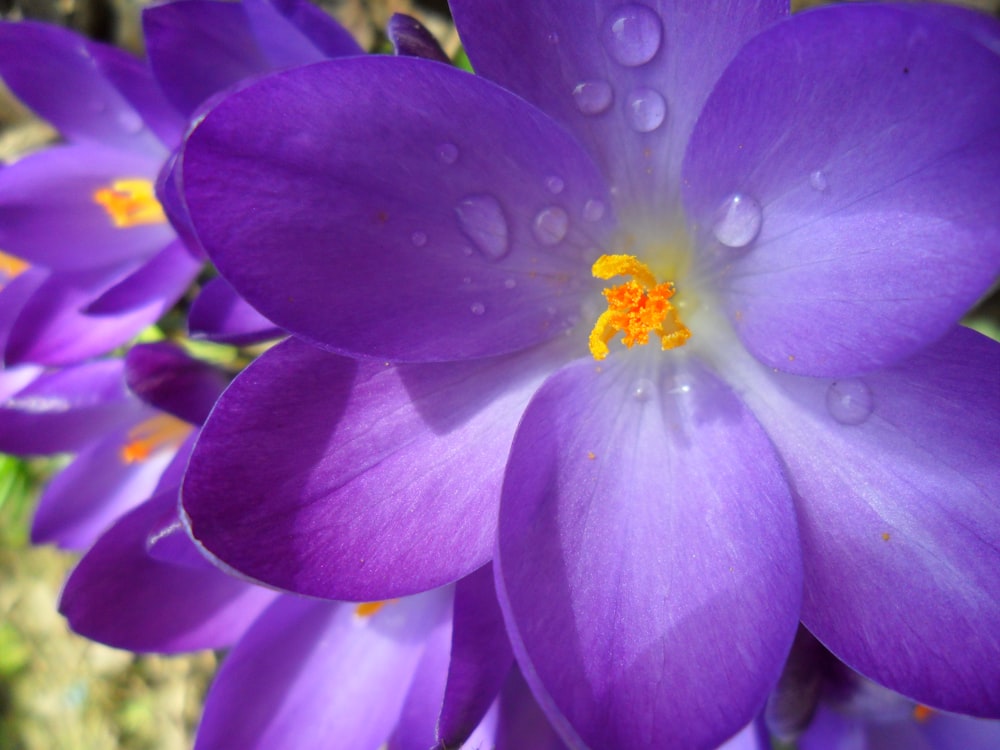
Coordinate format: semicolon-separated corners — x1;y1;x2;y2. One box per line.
625;88;667;133
602;4;663;67
410;231;427;247
533;206;569;246
545;176;565;195
456;194;509;260
437;142;459;164
572;80;613;115
825;379;874;425
583;199;606;222
712;193;762;248
470;302;486;316
809;170;828;192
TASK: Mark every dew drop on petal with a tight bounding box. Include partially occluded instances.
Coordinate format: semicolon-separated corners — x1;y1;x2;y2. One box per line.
712;193;762;248
633;378;654;402
504;277;517;289
825;379;874;425
572;81;614;115
533;206;569;246
809;170;829;192
545;176;565;195
625;88;667;133
547;31;560;44
583;199;606;222
462;276;472;285
437;142;459;164
456;194;509;260
118;109;144;134
601;4;663;67
410;231;427;247
470;302;486;315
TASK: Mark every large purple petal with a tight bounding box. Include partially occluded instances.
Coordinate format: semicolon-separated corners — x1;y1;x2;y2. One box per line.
0;143;172;270
496;356;801;749
194;589;451;750
183;335;565;599
0;22;168;154
452;0;787;213
737;327;1000;715
181;56;613;361
683;4;1000;376
60;491;276;652
188;276;284;346
84;239;201;316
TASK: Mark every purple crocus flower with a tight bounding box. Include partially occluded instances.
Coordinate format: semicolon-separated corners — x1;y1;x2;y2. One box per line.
179;2;1000;747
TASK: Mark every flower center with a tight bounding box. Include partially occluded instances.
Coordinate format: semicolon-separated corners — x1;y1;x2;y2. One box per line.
354;600;397;617
93;178;166;228
120;413;191;464
0;250;29;284
588;253;691;361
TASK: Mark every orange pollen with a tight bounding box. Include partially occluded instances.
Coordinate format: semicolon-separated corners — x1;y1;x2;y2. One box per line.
354;600;396;618
120;413;191;464
0;250;29;283
93;178;166;228
588;254;691;361
912;704;935;723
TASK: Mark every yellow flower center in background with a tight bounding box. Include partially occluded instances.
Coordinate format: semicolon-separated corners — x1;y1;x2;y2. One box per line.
0;250;29;284
93;178;166;228
120;413;191;464
588;253;691;361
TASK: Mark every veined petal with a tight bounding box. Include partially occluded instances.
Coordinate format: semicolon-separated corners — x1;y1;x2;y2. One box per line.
496;356;801;749
181;56;613;362
183;336;564;600
452;0;787;214
194;589;451;750
684;4;1000;376
60;491;276;653
738;327;1000;715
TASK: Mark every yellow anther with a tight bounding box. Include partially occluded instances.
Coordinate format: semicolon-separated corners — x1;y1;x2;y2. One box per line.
120;413;191;464
93;178;166;228
912;704;934;723
0;250;29;283
354;600;397;618
588;253;691;361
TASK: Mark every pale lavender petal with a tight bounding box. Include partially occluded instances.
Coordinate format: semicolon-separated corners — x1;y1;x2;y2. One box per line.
451;0;787;213
387;613;454;750
181;56;613;361
496;356;801;749
738;327;1000;715
684;4;1000;375
184;335;565;599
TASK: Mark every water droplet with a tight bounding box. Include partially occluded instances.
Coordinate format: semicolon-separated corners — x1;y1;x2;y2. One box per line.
602;4;663;67
712;193;762;248
462;276;472;285
825;379;874;426
456;194;509;260
533;206;569;246
470;302;486;316
504;277;517;289
583;199;606;222
633;379;654;402
118;109;144;134
461;247;474;257
572;80;613;115
809;170;828;192
547;31;560;44
410;231;427;247
545;176;565;195
625;88;667;133
437;142;459;164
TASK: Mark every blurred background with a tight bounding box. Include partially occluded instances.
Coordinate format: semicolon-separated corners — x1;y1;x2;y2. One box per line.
0;0;997;748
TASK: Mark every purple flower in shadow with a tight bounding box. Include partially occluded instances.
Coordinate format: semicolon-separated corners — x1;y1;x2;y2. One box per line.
178;2;1000;747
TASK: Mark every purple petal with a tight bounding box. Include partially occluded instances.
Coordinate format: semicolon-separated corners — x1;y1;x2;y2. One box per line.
438;564;514;747
0;22;168;154
84;239;201;315
181;56;613;361
388;13;451;64
194;589;451;750
241;0;362;66
738;327;1000;715
0;359;135;454
683;4;1000;376
451;0;787;213
31;409;190;549
124;342;229;425
188;276;284;346
60;491;276;652
0;143;173;270
388;612;454;750
496;356;801;749
183;335;564;599
493;666;567;750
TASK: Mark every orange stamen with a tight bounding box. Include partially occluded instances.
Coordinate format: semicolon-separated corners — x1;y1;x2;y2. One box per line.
588;254;690;361
93;178;166;228
0;250;29;281
120;414;191;464
355;600;397;618
912;704;934;723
